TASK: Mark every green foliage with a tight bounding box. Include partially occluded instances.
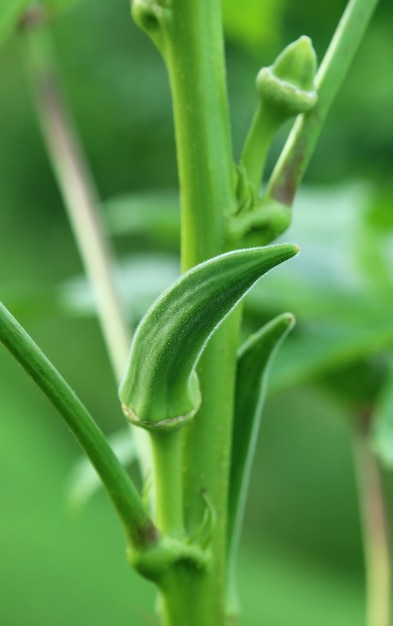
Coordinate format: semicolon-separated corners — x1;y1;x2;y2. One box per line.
227;313;294;610
104;192;180;247
246;184;393;390
0;0;389;624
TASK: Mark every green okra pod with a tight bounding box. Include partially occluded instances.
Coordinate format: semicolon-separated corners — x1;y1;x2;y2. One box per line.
119;244;299;430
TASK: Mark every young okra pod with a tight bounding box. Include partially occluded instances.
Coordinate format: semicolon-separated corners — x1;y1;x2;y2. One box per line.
119;244;299;431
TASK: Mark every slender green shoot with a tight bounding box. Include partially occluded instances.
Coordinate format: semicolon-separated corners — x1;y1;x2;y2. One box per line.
0;301;157;551
150;430;185;537
267;0;380;206
239;36;317;200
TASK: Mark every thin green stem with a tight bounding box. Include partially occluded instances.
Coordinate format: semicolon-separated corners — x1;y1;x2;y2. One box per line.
0;301;158;551
25;26;130;383
267;0;380;206
353;419;390;626
150;430;184;536
240;104;283;198
181;310;242;621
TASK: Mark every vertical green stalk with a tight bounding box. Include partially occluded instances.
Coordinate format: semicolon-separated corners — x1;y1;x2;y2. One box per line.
240;104;282;197
162;0;236;267
158;566;218;626
155;0;239;622
129;0;380;623
353;420;390;626
150;430;184;537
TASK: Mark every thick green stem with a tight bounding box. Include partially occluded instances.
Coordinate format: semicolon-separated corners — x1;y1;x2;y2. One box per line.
179;309;241;617
154;0;238;621
158;567;218;626
162;0;236;267
353;421;390;626
0;301;157;551
267;0;380;206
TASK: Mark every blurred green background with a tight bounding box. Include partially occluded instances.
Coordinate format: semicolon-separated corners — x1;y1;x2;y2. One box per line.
1;0;393;623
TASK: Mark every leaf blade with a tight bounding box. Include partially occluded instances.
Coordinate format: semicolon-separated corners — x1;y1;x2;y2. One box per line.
227;313;295;610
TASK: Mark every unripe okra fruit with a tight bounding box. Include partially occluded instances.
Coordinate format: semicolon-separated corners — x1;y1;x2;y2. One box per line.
119;244;299;430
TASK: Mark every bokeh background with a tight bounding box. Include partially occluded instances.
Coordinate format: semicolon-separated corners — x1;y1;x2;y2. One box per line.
1;0;393;624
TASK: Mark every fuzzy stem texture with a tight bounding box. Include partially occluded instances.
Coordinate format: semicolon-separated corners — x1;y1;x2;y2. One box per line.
153;0;239;622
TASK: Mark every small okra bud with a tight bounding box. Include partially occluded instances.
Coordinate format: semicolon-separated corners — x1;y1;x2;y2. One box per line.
238;37;317;200
132;0;161;34
131;0;170;53
256;36;317;117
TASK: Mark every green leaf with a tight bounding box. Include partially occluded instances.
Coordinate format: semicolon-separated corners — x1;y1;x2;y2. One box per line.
270;321;393;393
227;312;294;610
245;183;393;384
119;244;299;430
58;253;180;321
248;183;378;323
371;356;393;468
104;191;180;247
